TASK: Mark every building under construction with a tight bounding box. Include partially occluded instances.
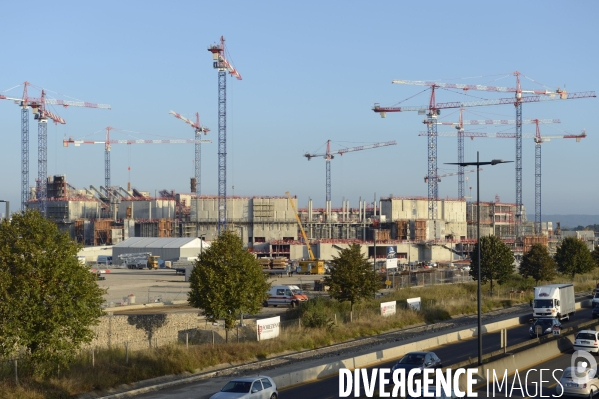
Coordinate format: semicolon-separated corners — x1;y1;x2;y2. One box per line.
26;174;565;262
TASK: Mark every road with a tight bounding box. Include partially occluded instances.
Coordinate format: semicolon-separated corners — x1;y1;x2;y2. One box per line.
131;308;592;398
276;308;592;399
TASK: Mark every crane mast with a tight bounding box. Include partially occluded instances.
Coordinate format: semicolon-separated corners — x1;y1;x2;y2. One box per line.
169;110;210;203
304;140;396;220
208;36;242;234
1;81;110;214
374;74;595;239
63;131;211;218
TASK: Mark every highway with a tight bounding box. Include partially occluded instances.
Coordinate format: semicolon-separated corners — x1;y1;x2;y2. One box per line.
132;307;593;398
278;308;593;399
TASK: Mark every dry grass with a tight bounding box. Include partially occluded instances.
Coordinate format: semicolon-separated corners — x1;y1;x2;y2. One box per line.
2;271;597;398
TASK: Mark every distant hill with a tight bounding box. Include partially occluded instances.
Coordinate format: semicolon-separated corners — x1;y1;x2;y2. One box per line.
529;215;599;229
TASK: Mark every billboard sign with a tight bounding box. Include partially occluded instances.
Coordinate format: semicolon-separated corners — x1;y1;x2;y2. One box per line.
407;297;421;311
386;258;398;269
256;316;280;341
380;300;397;317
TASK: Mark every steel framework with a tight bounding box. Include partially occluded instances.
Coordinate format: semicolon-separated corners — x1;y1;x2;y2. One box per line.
169;111;210;202
304;140;397;219
208;36;242;233
374;74;595;238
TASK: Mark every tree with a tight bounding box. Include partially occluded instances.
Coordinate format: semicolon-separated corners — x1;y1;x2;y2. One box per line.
592;245;599;268
469;235;514;293
323;244;379;313
187;230;270;342
0;210;105;376
555;237;596;278
519;243;557;284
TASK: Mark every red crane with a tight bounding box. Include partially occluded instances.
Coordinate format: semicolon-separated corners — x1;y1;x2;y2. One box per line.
1;81;110;214
169;111;210;200
208;36;242;233
304;140;397;219
422;109;560;200
63;128;212;214
373;73;595;238
420;124;586;235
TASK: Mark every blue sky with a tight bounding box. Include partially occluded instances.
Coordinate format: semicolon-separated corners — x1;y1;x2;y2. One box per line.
1;1;597;215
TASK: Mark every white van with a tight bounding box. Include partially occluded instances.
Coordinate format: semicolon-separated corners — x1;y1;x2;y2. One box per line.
97;255;113;266
264;285;308;308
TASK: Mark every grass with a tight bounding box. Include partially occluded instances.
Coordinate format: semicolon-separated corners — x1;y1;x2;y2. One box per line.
1;271;597;398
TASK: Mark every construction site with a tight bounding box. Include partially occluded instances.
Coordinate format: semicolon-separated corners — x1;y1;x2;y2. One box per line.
4;42;597;266
24;172;562;265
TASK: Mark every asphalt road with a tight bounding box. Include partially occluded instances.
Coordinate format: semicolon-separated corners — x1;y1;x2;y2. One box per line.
277;308;593;399
130;308;593;399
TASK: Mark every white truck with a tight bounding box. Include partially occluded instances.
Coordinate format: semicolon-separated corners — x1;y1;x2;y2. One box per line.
531;283;575;321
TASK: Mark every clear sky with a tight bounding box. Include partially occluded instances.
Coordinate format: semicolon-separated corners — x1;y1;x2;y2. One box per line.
1;1;597;215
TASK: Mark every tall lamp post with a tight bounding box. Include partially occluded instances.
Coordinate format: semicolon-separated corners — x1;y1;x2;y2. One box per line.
446;152;511;366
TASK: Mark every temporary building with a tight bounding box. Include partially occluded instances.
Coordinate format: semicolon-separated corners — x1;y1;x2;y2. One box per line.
112;237;209;262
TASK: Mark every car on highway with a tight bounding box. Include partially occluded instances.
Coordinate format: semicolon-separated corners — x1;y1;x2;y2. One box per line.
574;330;599;354
593;305;599;319
528;317;562;338
209;376;278;399
555;366;599;397
391;351;442;373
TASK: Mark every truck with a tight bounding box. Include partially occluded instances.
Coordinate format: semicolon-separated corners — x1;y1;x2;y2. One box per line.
531;283;575;321
263;285;308;308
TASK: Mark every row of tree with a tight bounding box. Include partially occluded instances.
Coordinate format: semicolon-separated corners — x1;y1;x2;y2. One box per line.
470;235;599;290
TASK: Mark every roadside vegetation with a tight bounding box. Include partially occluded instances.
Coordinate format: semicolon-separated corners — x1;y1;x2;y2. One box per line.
2;232;599;398
3;271;599;399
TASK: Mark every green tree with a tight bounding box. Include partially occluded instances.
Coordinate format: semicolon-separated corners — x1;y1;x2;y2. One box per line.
592;245;599;268
0;210;105;377
324;244;379;313
555;236;596;278
469;235;515;293
187;230;270;341
519;243;557;284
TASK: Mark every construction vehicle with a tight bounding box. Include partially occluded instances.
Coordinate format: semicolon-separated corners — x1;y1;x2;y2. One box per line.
118;252;160;270
147;255;161;270
285;191;325;274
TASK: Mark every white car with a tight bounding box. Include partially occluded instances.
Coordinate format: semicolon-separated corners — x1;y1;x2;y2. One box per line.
555;367;599;397
209;376;278;399
574;330;599;354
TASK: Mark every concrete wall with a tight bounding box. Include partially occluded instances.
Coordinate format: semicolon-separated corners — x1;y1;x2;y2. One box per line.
86;312;257;351
118;200;176;220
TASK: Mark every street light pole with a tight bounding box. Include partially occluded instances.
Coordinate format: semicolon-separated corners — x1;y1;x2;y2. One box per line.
446;152;512;366
476;152;482;367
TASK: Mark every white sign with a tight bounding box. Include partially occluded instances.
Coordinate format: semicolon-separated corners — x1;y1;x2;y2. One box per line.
380;300;396;317
407;297;421;311
256;316;280;341
386;258;398;269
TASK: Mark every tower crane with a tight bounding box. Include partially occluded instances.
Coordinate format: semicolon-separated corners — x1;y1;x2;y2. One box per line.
208;36;242;233
420;125;586;235
373;74;595;238
169;111;210;200
63;128;211;216
1;82;110;214
423;109;560;200
304;140;397;220
424;168;481;183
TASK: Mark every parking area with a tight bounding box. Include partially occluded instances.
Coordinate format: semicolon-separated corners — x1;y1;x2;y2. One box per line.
97;267;326;309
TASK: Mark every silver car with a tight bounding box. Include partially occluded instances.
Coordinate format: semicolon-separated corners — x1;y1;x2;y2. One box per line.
209;376;278;399
555;367;599;398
